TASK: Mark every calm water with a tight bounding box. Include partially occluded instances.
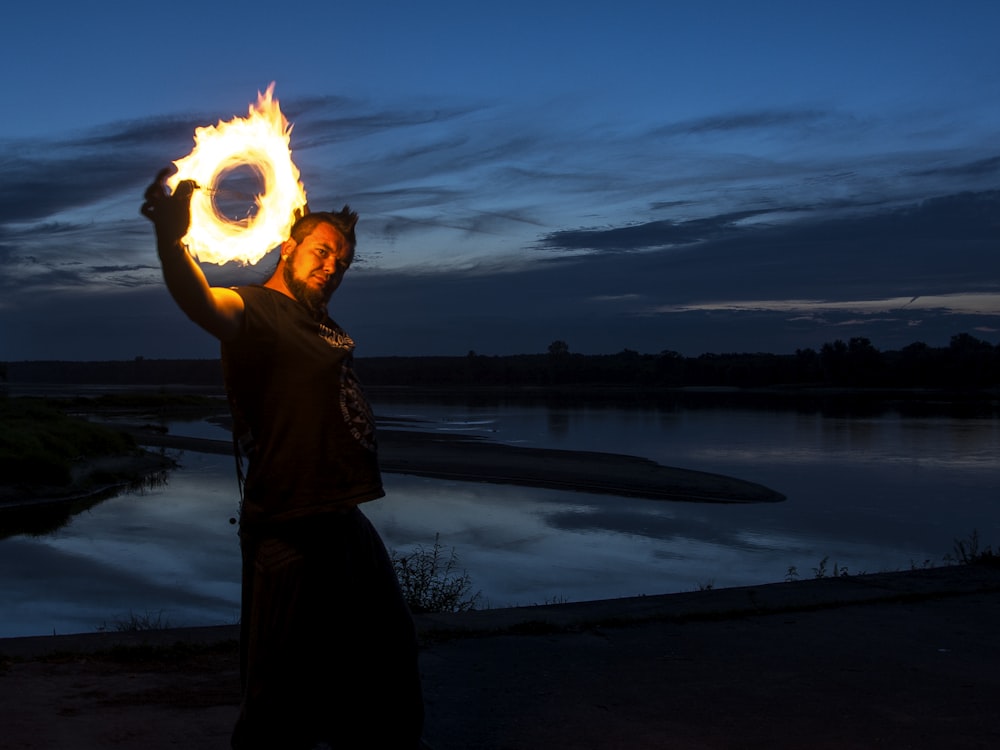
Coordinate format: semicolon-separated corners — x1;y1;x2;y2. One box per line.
2;397;998;638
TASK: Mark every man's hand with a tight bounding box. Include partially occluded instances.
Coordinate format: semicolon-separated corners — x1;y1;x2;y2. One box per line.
140;167;198;246
143;166;245;341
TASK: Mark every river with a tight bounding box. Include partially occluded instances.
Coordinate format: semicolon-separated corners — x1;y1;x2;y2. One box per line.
1;393;997;638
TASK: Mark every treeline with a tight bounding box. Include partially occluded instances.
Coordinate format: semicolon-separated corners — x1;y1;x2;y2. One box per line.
357;334;1000;390
3;333;999;391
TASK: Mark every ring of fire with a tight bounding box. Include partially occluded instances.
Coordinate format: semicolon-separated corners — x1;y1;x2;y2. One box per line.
167;84;308;266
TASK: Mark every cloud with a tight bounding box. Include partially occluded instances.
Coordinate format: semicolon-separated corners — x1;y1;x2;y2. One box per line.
2;90;998;360
326;190;1000;357
538;210;776;254
4;186;998;360
652;108;835;138
0;118;198;225
908;154;1000;179
537;191;1000;298
292;102;483;150
0;97;484;232
652;294;1000;317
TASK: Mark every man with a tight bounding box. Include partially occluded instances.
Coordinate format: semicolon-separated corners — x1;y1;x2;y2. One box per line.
141;169;424;749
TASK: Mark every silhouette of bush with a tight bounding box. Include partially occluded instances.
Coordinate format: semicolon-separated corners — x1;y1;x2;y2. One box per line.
391;534;481;614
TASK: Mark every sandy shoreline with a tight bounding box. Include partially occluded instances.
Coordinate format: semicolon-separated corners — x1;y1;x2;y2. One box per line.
0;425;781;539
121;426;785;504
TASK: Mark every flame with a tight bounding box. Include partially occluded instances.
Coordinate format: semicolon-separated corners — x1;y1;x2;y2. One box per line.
166;83;308;265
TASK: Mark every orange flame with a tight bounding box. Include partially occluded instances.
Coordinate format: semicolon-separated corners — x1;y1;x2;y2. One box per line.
167;83;308;265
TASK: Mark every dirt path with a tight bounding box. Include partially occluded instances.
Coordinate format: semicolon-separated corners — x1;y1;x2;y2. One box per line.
2;565;999;749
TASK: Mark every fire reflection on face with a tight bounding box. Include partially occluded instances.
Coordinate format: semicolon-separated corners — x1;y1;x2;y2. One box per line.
280;223;354;318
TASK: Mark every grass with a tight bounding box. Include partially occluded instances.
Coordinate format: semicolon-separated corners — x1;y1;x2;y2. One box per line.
0;397;137;488
92;638;239;666
944;529;998;566
783;530;998;584
98;609;172;633
396;529;997;612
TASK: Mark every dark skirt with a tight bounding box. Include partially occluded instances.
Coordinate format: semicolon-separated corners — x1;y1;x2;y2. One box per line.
232;506;423;749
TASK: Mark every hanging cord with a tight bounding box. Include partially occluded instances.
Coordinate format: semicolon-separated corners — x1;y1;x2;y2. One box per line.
229;430;246;525
224;384;252;526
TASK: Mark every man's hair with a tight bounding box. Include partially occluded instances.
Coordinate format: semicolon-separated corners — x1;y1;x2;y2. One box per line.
288;205;358;249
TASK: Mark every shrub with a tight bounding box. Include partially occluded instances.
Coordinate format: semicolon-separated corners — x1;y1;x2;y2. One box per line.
391;534;481;614
946;530;998;566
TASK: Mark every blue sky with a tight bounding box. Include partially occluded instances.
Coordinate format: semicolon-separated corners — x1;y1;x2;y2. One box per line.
1;1;998;360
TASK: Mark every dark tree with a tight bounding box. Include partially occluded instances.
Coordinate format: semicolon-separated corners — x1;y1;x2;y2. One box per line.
547;340;570;356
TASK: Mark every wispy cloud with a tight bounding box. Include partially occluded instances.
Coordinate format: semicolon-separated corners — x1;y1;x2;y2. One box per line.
2;92;998;359
908;154;1000;179
652;294;1000;316
651;108;837;138
538;210;775;254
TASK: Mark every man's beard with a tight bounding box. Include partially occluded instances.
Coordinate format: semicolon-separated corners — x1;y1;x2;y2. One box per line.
283;262;329;319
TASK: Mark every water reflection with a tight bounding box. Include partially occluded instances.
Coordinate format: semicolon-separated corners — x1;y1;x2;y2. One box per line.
546;409;570;439
0;471;170;541
367;470;939;609
1;401;998;638
0;451;242;638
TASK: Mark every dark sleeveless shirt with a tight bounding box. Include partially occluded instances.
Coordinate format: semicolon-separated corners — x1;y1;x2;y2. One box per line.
221;285;384;527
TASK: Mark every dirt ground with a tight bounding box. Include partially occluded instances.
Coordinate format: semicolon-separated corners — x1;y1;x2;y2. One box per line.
2;564;999;749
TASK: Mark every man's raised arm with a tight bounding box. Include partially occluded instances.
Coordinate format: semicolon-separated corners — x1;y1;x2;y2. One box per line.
141;169;244;342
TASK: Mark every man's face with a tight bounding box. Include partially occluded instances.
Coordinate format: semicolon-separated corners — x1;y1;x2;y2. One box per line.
282;222;354;317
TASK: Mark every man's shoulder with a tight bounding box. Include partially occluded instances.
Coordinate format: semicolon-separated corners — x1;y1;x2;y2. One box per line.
233;284;291;313
230;283;267;299
222;286;284;346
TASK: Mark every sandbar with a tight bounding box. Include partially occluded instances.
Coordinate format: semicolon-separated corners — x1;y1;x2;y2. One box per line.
125;427;785;504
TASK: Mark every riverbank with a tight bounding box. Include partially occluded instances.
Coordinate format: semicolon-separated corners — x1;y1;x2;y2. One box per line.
0;406;783;548
119;426;785;504
2;563;998;749
0;397;175;511
0;392;784;510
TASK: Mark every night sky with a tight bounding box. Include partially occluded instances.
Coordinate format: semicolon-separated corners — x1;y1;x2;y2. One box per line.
2;1;998;361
